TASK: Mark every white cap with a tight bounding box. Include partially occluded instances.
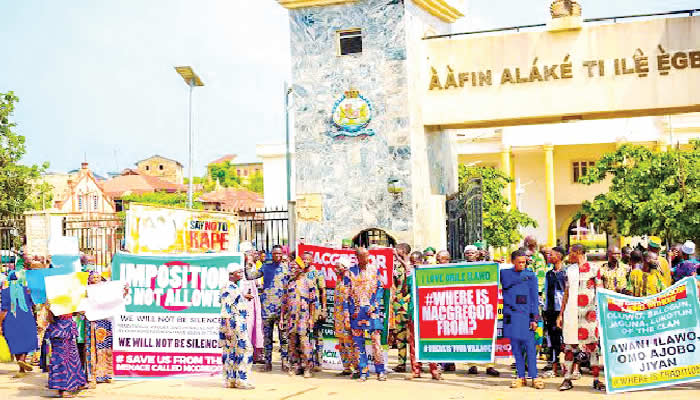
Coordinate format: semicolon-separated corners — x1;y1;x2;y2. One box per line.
681;241;696;255
464;245;477;252
239;242;254;253
227;263;244;273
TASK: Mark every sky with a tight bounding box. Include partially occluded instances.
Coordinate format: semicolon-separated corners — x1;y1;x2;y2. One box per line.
1;0;698;177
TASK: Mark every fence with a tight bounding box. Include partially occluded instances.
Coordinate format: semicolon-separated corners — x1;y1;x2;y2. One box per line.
446;178;484;261
63;215;124;268
0;218;24;263
238;207;289;255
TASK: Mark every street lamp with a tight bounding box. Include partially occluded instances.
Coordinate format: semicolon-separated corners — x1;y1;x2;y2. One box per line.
174;66;204;209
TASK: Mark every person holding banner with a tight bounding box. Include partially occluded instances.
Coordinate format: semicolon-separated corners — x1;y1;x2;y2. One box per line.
405;251;442;381
501;250;544;389
0;270;37;378
333;258;358;377
390;243;411;373
245;245;290;372
626;251;668;297
301;251;327;372
344;247;386;382
45;311;87;398
283;257;318;378
542;246;567;378
556;245;604;392
240;245;264;364
220;262;254;390
673;241;698;282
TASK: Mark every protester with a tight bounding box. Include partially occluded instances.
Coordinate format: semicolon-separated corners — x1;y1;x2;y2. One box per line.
542;246;566;378
333;258;357;377
240;248;264;364
557;245;604;392
463;245;479;262
627;251;667;297
0;269;37;378
673;241;698;282
599;246;628;293
341;239;353;249
245;245;290;372
404;251;442;381
502;250;543;389
344;247;385;382
84;271;117;386
300;251;326;372
621;245;633;266
647;237;672;286
435;250;457;373
45;311;87;398
390;243;411;373
669;243;684;273
629;249;643;271
283;258;318;378
524;236;546;293
220;263;254;389
423;247;436;264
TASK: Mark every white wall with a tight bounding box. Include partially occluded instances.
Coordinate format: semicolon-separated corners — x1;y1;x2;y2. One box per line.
257;143;295;209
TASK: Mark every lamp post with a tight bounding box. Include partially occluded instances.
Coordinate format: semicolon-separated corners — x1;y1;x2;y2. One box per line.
174;66;204;209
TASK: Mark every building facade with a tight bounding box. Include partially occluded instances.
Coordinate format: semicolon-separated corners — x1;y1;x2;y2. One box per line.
135;155;184;185
53;162;115;214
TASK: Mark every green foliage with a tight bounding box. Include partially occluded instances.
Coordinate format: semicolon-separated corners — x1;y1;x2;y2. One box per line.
578;142;700;243
183;176;206;185
207;161;241;188
459;165;537;248
244;171;264;194
120;191;203;210
0;92;49;217
28;180;53;211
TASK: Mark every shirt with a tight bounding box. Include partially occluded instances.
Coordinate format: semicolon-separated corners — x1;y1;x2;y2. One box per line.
282;274;317;335
627;269;667;297
543;266;567;312
599;263;629;293
501;268;540;340
344;264;384;331
673;259;698;283
529;252;547;293
245;262;289;319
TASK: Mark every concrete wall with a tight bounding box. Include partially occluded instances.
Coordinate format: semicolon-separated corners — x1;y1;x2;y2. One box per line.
257;143;296;209
136;156;183;184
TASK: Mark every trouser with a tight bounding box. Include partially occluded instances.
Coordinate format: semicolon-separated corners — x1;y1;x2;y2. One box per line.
288;332;314;372
352;329;384;377
222;334;253;385
563;343;601;379
510;336;538;378
467;363;495;368
407;320;440;376
394;319;409;367
263;315;288;364
544;310;563;363
312;321;324;367
337;333;357;371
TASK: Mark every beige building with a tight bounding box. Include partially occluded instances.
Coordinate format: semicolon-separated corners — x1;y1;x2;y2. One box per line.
53;162;115;214
207;154;263;185
135;155;184;185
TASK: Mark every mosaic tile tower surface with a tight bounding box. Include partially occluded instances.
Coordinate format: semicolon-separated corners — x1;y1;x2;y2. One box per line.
288;0;413;245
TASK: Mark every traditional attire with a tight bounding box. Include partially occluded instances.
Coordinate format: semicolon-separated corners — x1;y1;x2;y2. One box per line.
627;269;667;297
529;252;547;293
239;279;263;357
599;263;628;293
305;266;326;368
333;274;357;372
245;262;289;365
405;265;440;378
344;264;385;378
501;268;540;379
85;319;114;384
561;262;602;380
46;316;87;392
219;281;253;387
1;283;38;355
390;261;410;369
673;259;698;283
283;273;317;372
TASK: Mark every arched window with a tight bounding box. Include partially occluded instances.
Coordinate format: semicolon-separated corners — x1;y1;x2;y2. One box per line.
352;228;396;248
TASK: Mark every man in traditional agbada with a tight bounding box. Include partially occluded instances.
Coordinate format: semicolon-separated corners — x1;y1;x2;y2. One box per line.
245;245;289;372
219;263;254;390
626;251;667;297
600;246;628;293
344;247;386;382
390;243;411;373
283;258;318;378
301;251;326;372
333;258;358;376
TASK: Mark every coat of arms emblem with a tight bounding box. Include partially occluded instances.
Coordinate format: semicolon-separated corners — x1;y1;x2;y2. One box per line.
329;89;374;137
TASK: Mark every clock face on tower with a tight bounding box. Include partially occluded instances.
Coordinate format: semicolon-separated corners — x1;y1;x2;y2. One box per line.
329;89;375;138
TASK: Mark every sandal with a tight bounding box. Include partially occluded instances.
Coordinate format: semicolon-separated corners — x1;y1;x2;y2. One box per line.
511;378;526;388
572;370;581;380
377;372;387;381
405;373;421;380
17;360;34;372
592;379;606;392
431;373;444;381
559;379;573;391
532;377;545;389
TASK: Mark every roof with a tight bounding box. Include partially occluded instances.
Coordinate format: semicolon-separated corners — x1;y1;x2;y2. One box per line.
134;155;184;168
198;188;264;211
231;161;262;167
207;154;237;166
102;173;185;197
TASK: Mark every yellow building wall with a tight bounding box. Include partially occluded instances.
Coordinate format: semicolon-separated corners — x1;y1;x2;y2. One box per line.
553;143;614;205
136;157;183;185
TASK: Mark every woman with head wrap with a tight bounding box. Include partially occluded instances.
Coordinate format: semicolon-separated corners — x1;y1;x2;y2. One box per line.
0;268;38;378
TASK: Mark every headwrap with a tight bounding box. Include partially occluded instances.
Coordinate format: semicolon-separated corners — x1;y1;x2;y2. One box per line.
424;247;436;254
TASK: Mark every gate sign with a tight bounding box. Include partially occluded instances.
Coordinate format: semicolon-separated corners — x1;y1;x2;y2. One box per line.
125;204;238;254
412;262;500;363
597;277;700;394
111;252;243;378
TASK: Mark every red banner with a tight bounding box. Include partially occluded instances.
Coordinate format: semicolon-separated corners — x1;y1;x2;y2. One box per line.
417;285;499;339
297;244;393;289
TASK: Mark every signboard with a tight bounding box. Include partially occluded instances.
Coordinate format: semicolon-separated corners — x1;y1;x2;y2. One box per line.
297;244;392;371
111;252;243;378
423;16;700;127
597;277;700;394
412;262;500;363
125;204;238;254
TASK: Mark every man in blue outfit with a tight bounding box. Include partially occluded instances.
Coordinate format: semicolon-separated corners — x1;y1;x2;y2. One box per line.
245;245;290;372
501;249;544;389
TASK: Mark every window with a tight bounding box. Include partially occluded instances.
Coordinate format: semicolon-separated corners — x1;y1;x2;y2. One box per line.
244;169;249;176
145;166;150;171
336;28;362;56
78;195;83;211
237;169;241;176
159;165;164;170
572;160;595;183
93;195;98;210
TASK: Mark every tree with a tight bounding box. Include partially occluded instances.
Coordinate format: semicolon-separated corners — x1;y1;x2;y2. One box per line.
0;92;49;217
120;191;203;210
459;165;537;248
244;171;264;194
578;142;699;243
183;176;206;185
207;161;241;188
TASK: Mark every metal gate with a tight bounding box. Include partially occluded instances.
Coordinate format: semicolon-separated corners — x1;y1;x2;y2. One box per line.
446;177;483;261
0;218;24;264
238;207;288;255
63;215;124;268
